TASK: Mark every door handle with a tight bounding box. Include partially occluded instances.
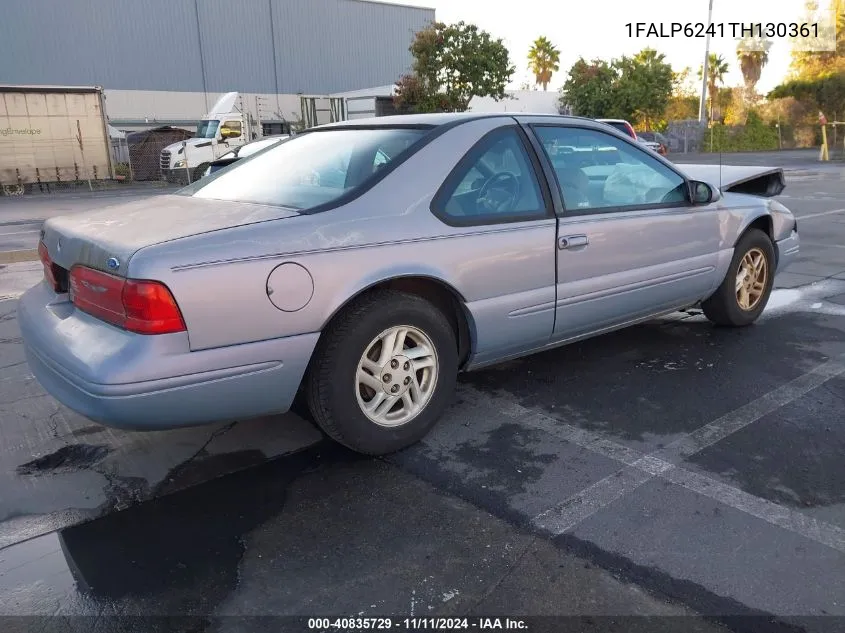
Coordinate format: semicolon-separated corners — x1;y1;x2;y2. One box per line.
558;234;589;250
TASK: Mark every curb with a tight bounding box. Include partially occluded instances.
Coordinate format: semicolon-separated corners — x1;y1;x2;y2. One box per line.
0;249;39;264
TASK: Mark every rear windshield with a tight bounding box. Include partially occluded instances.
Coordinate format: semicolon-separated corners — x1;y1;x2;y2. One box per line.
181;127;429;210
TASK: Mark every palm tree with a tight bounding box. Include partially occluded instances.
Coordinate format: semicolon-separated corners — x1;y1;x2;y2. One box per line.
698;53;729;122
528;36;561;91
736;36;772;104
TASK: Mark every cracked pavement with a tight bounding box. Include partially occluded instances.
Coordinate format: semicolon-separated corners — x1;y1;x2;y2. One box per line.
1;158;845;631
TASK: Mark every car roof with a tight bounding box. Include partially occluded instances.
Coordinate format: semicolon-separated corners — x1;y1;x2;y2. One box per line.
317;112;604;129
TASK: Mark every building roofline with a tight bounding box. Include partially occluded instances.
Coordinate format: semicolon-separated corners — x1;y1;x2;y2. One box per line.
343;0;435;13
0;84;104;94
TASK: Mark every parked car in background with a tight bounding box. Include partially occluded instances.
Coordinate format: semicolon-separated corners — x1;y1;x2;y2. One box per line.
21;113;798;457
597;118;637;139
637;131;669;156
203;135;290;178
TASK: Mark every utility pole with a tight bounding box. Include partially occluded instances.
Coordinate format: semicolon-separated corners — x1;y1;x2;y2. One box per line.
698;0;715;124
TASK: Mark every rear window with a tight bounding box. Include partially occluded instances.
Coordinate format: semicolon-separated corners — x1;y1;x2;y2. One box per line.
603;121;633;136
181;127;430;210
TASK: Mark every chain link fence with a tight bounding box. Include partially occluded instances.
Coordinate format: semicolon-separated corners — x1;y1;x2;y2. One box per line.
662;118;840;158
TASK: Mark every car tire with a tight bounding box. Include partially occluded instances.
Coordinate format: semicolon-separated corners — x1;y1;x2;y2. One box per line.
305;289;458;455
702;228;775;327
191;163;210;183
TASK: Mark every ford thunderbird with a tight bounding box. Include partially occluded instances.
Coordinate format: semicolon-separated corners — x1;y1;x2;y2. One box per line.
19;113;800;455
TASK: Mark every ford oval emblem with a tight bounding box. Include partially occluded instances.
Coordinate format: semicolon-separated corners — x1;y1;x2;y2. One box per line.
106;257;120;270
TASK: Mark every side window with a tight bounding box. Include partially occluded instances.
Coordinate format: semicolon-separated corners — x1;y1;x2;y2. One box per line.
373;149;389;172
220;120;242;137
434;128;546;224
533;126;687;214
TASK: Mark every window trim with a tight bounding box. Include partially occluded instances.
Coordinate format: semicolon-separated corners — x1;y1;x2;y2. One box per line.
430;125;555;228
528;123;694;218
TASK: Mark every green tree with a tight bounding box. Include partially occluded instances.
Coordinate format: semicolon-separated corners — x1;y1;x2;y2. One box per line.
560;58;619;118
527;36;561;91
698;53;729;122
769;72;845;121
736;36;772;105
560;49;673;129
614;48;674;130
394;21;514;113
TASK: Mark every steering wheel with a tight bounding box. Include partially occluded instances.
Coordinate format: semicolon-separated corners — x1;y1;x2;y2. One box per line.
644;187;665;204
645;185;684;204
476;172;520;213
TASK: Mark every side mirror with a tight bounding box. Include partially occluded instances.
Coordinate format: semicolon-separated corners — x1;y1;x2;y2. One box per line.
220;127;240;139
690;180;716;205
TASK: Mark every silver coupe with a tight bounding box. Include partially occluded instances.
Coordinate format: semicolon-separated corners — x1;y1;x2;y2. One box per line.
19;113;800;455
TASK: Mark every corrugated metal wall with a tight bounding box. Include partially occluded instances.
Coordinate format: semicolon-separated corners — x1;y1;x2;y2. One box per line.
0;0;433;94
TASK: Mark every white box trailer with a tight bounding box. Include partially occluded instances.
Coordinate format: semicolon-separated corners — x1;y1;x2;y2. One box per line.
0;85;113;190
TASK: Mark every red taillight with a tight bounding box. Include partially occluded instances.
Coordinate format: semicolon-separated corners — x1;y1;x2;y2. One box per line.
122;279;186;334
38;241;60;292
69;266;186;335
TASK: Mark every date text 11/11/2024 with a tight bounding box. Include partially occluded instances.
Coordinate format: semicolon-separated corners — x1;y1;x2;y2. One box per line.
625;22;820;39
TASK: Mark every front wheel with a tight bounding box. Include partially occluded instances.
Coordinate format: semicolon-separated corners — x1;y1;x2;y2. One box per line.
190;163;210;183
702;228;775;327
305;290;458;455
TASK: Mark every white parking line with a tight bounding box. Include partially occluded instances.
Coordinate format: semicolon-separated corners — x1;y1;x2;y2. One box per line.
460;355;845;553
534;466;653;534
662;467;845;553
795;208;845;220
652;357;845;463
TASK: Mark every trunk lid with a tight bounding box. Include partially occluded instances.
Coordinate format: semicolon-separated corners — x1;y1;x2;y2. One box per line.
40;194;300;277
678;164;786;198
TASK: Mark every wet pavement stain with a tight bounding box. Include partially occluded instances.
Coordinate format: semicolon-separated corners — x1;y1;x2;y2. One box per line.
461;312;845;449
155;450;268;497
48;442;351;616
16;444;111;475
450;423;558;495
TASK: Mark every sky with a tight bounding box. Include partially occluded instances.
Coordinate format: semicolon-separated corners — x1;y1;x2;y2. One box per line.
386;0;836;95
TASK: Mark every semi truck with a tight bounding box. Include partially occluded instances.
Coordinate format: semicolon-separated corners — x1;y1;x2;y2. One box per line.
159;92;249;184
0;85;113;194
160;92;347;184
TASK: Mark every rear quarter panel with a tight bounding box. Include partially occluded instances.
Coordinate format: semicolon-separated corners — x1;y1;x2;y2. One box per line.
128;116;557;357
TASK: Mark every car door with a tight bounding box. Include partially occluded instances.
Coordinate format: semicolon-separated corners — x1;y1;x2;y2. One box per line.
429;124;558;366
524;122;722;341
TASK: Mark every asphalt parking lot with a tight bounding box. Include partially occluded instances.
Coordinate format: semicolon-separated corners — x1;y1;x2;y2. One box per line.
1;154;844;631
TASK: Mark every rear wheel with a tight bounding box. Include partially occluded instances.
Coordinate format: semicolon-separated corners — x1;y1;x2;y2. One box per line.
702;228;775;326
305;290;458;455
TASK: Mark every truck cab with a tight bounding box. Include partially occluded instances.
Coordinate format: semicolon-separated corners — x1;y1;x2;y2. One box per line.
160;92;249;184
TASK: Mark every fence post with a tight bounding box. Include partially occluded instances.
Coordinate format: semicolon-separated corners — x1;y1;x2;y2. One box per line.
182;141;190;183
126;137;135;181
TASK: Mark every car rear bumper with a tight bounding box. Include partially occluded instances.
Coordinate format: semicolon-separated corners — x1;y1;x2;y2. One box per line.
18;281;320;430
775;230;800;274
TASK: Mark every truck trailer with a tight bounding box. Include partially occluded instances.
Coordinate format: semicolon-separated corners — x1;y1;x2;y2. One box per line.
0;85;113;193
